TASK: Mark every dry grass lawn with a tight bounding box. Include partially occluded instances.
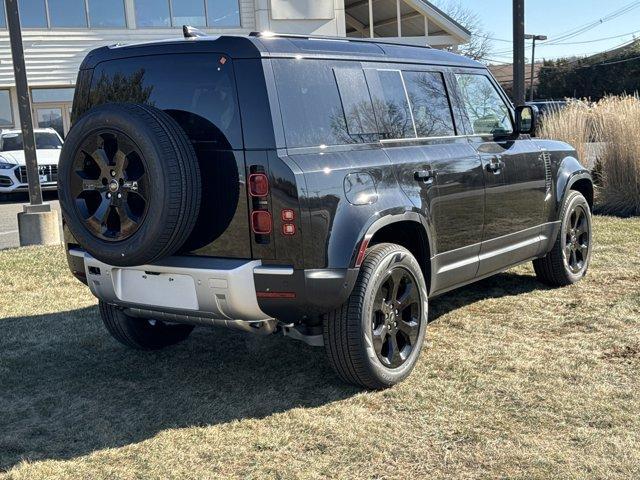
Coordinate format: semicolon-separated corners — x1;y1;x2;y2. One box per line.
1;215;639;479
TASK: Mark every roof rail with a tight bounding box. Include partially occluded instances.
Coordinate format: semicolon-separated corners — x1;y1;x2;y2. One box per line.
249;31;432;49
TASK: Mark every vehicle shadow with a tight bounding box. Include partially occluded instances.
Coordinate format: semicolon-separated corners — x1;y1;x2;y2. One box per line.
0;270;546;471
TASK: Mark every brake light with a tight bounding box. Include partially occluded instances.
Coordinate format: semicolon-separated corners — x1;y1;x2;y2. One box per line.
249;173;269;197
251;210;272;234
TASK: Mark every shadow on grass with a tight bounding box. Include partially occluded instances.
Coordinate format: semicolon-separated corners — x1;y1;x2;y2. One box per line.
0;270;546;471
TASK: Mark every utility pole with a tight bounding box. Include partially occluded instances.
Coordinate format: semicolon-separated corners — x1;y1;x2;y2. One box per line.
6;0;60;246
513;0;526;105
525;33;547;101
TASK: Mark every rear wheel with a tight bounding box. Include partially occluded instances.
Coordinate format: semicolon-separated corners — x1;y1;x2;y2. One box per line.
323;243;428;390
99;301;194;350
533;190;592;286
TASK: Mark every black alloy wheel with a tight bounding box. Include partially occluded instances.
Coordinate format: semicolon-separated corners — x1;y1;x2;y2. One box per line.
70;130;149;242
533;190;592;286
563;203;590;274
372;267;422;368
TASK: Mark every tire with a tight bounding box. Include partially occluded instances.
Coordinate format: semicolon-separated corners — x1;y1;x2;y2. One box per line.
323;243;428;390
58;103;201;267
99;301;194;350
533;190;592;286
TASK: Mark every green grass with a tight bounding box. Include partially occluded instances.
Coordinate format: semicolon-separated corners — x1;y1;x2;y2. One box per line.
1;215;639;479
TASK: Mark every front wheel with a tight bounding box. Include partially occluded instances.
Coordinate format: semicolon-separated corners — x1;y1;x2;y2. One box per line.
323;243;428;390
533;190;592;286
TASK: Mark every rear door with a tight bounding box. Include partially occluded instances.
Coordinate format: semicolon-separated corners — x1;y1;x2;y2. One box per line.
364;67;485;292
88;53;252;259
453;72;547;276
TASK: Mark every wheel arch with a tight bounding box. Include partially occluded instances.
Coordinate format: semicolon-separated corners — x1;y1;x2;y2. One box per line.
556;155;593;212
353;212;433;291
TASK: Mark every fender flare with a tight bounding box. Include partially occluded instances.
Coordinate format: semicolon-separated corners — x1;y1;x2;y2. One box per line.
349;209;434;268
556;155;593;208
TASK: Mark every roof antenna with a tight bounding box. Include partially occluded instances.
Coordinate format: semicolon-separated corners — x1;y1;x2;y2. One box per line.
183;25;206;38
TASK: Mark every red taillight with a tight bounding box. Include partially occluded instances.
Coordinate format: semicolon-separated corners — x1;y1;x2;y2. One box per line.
251;210;272;234
249;173;269;197
282;223;296;236
281;209;295;221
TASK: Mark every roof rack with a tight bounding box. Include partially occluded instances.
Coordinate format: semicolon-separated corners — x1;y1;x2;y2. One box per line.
248;31;432;49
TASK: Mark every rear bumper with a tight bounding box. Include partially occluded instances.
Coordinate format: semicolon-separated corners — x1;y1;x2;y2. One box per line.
69;249;359;325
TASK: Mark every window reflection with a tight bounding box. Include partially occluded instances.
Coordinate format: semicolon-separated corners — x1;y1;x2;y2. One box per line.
172;0;206;27
455;74;513;135
88;0;126;28
206;0;240;27
135;0;170;27
333;68;379;144
18;0;47;28
404;71;456;138
365;69;415;140
48;0;87;27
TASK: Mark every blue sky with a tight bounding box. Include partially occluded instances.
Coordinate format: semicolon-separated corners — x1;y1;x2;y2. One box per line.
460;0;640;63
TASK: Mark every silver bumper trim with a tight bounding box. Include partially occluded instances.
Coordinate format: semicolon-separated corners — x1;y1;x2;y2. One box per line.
70;250;274;322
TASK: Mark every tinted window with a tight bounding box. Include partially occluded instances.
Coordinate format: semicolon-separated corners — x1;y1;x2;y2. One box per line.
455;74;513;135
0;1;5;28
49;0;87;27
0;90;12;126
1;132;62;151
334;67;378;143
206;0;240;27
88;0;126;27
403;71;455;138
135;0;170;27
172;0;205;27
365;69;415;139
18;0;47;27
273;59;346;148
90;54;242;149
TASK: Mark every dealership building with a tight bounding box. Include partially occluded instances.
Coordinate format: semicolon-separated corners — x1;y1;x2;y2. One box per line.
0;0;470;137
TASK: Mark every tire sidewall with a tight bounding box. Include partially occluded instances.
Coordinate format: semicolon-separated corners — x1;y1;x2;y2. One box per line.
360;248;428;386
561;191;592;282
59;105;182;265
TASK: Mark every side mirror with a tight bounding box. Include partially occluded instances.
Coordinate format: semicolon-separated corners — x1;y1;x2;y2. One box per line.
515;105;537;136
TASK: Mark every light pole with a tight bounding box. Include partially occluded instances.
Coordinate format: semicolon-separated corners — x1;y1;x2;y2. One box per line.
6;0;60;246
513;0;526;105
525;34;547;101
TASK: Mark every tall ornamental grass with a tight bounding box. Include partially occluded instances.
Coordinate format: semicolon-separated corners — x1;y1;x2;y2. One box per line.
540;96;640;216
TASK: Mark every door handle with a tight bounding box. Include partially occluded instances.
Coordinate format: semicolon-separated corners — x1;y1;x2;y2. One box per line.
414;169;435;183
486;156;505;173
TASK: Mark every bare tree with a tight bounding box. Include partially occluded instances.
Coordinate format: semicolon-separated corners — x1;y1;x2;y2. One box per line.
432;0;493;61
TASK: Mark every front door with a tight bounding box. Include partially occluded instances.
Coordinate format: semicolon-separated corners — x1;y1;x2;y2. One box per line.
364;67;485;292
454;72;547;276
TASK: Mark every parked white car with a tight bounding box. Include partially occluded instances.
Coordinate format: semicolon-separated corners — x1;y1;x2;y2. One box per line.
0;128;63;194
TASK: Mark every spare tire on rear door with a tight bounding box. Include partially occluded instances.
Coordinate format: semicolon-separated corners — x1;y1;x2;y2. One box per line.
59;103;201;267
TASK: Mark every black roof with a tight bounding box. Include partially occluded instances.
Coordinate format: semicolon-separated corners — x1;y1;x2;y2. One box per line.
80;33;483;70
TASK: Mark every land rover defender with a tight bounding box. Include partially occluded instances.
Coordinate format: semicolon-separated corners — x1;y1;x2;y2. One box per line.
60;32;593;389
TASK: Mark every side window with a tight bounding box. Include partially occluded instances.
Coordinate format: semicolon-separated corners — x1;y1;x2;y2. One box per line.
455;73;513;135
272;59;346;148
365;69;415;140
403;71;456;138
333;67;378;143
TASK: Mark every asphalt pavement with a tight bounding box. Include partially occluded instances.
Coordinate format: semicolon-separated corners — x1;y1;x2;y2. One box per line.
0;192;62;250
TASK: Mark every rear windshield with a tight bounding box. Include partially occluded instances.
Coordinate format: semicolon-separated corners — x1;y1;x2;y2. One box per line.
89;53;242;150
1;132;62;151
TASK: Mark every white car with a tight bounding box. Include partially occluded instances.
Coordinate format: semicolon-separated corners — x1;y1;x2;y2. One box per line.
0;128;63;194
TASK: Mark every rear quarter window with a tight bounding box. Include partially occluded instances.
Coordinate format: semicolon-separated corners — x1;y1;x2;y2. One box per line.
89;53;242;150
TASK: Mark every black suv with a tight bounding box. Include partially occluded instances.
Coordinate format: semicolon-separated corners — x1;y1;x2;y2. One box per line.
60;32;593;389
